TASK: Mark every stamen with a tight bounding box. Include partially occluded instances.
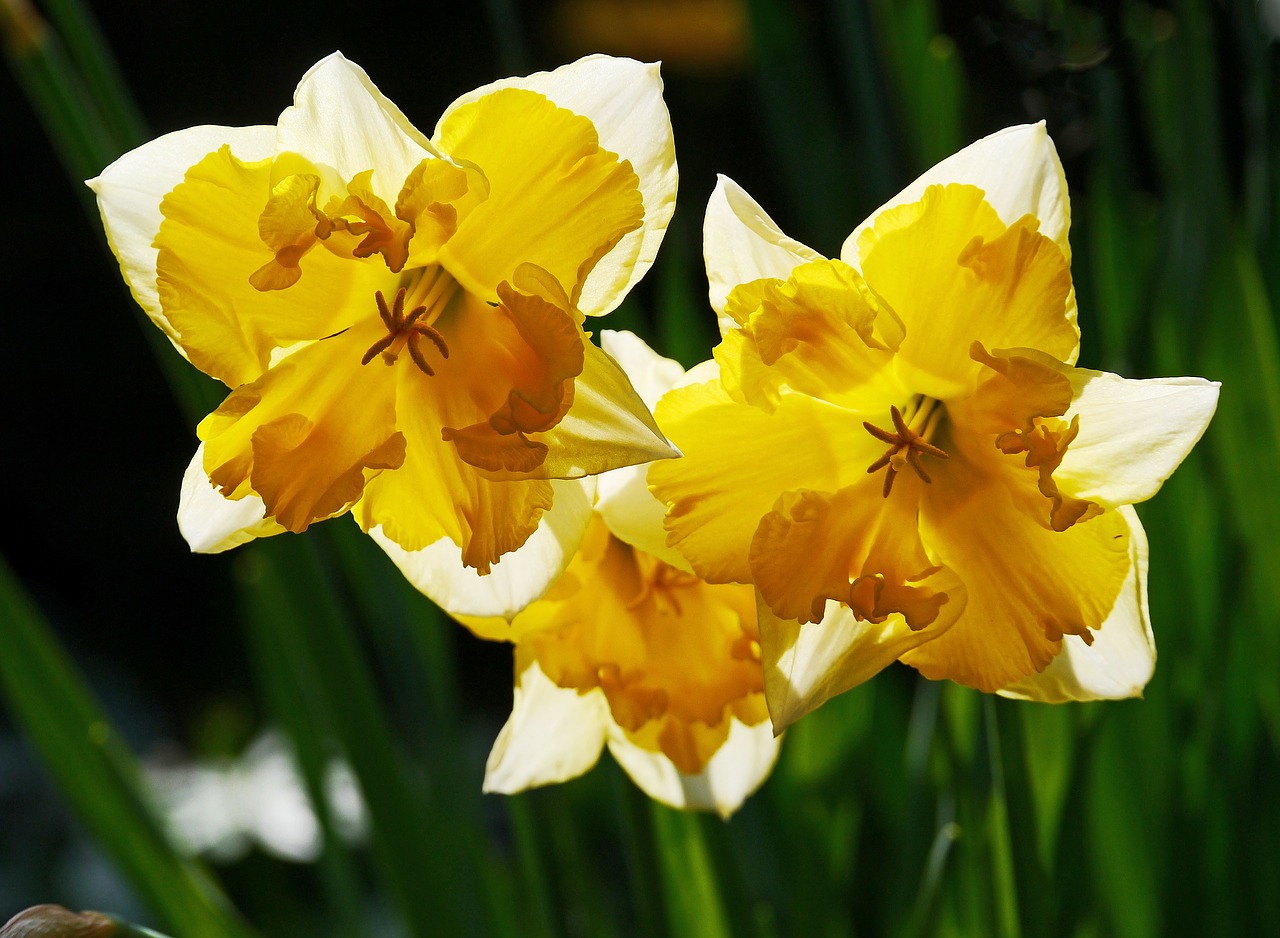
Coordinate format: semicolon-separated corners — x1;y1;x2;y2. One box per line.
863;400;948;497
361;282;453;377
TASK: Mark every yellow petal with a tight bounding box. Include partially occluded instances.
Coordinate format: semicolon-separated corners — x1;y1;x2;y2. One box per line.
198;318;403;533
703;175;823;330
516;520;767;776
842;122;1071;267
88;124;275;348
370;479;595;622
999;506;1154;701
858;184;1077;400
715;258;904;413
905;451;1133;692
591;331;691;569
354;342;554;571
436;87;644;304
535;339;677;479
649;378;874;583
749;476;957;627
155;145;392;387
759;586;964;731
436;55;677;317
177;444;285;553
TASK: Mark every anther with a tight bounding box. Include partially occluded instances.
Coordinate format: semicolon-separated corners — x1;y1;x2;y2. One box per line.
361;287;450;377
863;403;948;497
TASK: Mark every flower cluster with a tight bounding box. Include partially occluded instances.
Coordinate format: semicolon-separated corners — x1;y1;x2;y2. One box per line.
92;55;1217;814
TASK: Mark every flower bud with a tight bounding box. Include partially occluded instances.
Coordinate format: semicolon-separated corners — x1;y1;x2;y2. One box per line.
1;906;116;938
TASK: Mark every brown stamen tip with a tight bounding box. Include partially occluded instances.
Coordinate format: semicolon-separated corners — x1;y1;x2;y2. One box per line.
863;400;947;497
361;334;395;365
362;287;448;375
414;322;450;359
407;336;436;376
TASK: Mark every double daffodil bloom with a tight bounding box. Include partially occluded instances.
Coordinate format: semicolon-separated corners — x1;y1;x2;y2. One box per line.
649;124;1219;729
468;332;778;817
89;53;677;606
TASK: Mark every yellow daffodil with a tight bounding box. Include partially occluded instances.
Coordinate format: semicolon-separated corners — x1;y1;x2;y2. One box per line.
470;332;778;817
89;53;677;609
649;124;1220;729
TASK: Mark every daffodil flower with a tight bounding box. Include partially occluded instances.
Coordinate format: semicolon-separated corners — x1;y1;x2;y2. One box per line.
89;53;677;608
468;332;778;817
649;124;1220;729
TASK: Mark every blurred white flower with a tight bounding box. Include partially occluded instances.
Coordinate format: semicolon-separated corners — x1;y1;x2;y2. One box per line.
145;731;366;863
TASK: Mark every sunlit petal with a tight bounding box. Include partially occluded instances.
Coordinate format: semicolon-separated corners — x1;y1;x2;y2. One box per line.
276;52;437;204
436;88;643;304
1055;372;1221;507
650;379;874;583
843;122;1071;265
369;479;595;621
88;124;275;348
607;718;780;818
999;506;1154;701
444;56;677;317
908;454;1132;692
155;145;391;386
178;444;285;553
483;654;610;794
704;175;823;331
760;589;963;731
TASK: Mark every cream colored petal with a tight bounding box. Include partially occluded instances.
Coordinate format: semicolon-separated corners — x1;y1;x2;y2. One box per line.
999;506;1154;702
592;330;691;568
599;330;686;409
760;585;965;732
437;55;676;317
843;122;1070;267
88;124;275;342
276;52;436;204
368;479;595;618
536;339;678;479
607;718;780;818
178;444;285;553
704;175;823;330
484;656;610;794
1055;372;1220;507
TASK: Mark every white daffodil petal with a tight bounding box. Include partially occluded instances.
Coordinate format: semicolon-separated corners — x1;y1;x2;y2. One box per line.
1057;372;1221;507
600;330;686;409
88;124;275;339
607;718;779;818
705;175;824;330
484;657;610;794
369;479;595;618
276;51;436;204
842;122;1070;266
594;462;692;572
178;444;285;553
592;330;692;568
999;506;1154;702
760;587;962;732
437;55;676;317
538;340;678;479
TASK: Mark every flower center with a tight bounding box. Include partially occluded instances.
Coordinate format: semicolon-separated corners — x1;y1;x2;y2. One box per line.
863;396;948;496
361;267;459;376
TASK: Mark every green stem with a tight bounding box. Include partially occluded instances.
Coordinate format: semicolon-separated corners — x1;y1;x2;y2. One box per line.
650;805;733;938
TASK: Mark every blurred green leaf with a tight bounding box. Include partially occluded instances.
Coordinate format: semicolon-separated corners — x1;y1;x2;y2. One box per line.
0;554;256;938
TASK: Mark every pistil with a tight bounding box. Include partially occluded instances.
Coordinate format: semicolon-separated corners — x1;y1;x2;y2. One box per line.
361;271;457;376
863;398;948;497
